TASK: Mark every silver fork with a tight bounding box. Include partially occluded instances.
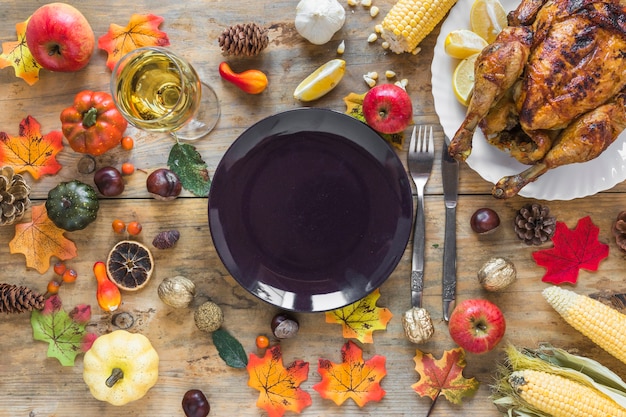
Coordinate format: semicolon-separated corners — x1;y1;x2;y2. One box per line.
407;125;435;309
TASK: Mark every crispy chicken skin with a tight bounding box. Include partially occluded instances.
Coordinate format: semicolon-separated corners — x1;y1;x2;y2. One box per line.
448;0;626;197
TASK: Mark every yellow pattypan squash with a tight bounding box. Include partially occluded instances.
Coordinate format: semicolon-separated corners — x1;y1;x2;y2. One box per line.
83;330;159;406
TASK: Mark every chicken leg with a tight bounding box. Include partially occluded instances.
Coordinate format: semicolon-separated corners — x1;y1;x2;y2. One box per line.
493;91;626;198
449;26;533;162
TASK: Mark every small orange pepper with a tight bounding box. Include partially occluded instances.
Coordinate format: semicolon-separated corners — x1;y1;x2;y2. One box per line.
218;62;268;94
93;261;121;312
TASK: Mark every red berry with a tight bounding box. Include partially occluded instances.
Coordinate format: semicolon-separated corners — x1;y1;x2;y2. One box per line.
121;136;134;150
62;268;78;283
112;219;126;234
53;261;66;276
255;335;270;349
121;162;135;175
47;280;61;294
127;221;142;236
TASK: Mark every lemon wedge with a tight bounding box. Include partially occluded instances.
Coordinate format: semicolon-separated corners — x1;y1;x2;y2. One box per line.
470;0;507;43
294;59;346;102
444;29;488;59
452;53;479;106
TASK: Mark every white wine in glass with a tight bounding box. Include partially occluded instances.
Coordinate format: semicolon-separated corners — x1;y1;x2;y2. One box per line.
111;47;220;141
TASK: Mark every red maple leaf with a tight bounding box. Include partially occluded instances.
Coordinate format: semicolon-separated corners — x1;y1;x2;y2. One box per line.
532;216;609;285
411;347;479;410
0;116;63;179
313;340;386;407
246;345;311;417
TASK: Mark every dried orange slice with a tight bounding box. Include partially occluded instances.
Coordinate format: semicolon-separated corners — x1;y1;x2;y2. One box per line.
106;240;154;291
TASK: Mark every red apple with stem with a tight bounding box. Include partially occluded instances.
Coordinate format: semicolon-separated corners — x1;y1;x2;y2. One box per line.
362;83;413;134
448;298;506;354
25;3;95;72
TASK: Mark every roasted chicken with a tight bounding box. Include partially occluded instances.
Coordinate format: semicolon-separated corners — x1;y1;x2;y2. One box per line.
448;0;626;198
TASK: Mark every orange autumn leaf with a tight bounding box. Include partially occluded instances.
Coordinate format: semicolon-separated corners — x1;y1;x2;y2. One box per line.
411;347;479;406
0;19;42;85
313;340;386;407
98;14;170;70
9;205;77;274
246;345;312;417
0;116;63;180
325;289;392;343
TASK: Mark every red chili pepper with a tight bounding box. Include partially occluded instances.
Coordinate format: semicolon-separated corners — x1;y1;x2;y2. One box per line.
218;62;268;94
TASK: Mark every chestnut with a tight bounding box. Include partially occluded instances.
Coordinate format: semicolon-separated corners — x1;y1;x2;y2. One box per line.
93;166;125;196
271;313;299;339
470;207;500;234
147;168;182;200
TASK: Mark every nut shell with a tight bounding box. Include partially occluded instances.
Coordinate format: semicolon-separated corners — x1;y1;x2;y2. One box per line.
402;307;434;344
477;257;516;292
158;276;196;308
194;301;224;333
271;313;299;339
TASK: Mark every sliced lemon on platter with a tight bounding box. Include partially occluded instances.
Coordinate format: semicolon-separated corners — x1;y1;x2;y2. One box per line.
444;29;488;59
470;0;507;43
452;53;479;106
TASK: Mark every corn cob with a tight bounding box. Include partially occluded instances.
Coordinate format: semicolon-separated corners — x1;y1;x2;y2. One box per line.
380;0;458;54
508;369;626;417
542;286;626;365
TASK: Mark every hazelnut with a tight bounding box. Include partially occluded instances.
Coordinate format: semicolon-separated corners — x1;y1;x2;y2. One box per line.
402;307;434;344
271;313;299;339
194;301;224;333
158;276;196;308
477;257;516;292
146;168;182;200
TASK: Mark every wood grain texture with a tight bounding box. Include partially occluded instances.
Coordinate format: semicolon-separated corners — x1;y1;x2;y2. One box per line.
2;1;626;416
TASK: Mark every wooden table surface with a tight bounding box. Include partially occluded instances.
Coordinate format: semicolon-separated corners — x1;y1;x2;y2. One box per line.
3;1;626;416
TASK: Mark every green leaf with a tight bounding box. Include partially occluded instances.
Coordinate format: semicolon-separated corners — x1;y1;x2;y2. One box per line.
212;328;248;368
167;143;211;197
30;295;89;366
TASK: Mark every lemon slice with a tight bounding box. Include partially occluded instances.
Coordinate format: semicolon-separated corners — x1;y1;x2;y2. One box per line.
294;59;346;102
470;0;507;43
444;29;488;59
453;54;479;106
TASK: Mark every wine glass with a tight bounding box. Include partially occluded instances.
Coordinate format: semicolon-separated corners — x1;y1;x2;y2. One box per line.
110;46;220;141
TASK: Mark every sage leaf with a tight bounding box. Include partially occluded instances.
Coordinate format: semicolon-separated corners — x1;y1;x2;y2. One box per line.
167;143;211;197
212;328;248;368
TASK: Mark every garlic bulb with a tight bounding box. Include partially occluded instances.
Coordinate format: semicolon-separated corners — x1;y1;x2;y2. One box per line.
295;0;346;45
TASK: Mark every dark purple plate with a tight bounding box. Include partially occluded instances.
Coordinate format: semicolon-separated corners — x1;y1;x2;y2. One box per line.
208;108;412;312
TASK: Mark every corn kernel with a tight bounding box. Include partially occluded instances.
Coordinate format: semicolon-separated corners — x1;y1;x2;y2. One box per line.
368;33;378;43
374;24;383;33
361;0;372;6
363;75;377;87
347;0;359;6
370;6;380;17
337;40;345;54
385;70;396;78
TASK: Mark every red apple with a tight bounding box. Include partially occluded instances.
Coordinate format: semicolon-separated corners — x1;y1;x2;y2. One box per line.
362;84;413;134
448;298;506;354
25;3;95;72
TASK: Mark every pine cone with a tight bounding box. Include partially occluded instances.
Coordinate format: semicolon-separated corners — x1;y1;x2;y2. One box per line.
0;283;45;314
0;166;31;226
612;211;626;251
218;23;269;56
514;203;556;245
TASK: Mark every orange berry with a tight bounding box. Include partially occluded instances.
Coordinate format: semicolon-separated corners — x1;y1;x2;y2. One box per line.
121;162;135;175
127;221;142;236
53;261;66;276
62;268;78;283
112;219;126;234
255;335;270;349
47;280;61;294
121;136;134;150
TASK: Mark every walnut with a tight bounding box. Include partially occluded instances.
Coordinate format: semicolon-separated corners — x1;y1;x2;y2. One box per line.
402;307;434;344
158;276;196;308
612;211;626;251
477;257;517;292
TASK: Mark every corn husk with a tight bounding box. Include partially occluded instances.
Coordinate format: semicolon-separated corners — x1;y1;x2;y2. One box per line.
493;344;626;416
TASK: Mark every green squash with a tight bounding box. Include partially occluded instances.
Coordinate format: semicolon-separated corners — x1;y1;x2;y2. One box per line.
45;180;99;231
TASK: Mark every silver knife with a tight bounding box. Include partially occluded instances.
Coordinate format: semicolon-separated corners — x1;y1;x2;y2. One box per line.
441;136;458;321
